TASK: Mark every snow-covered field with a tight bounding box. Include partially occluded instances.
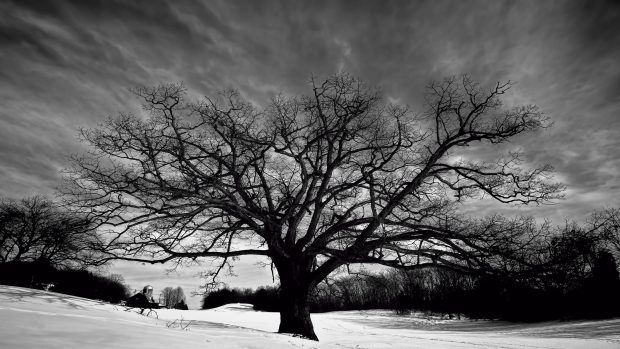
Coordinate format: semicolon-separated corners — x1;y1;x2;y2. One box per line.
1;285;619;348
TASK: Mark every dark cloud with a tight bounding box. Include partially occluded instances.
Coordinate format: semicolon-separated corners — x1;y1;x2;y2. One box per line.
1;0;620;284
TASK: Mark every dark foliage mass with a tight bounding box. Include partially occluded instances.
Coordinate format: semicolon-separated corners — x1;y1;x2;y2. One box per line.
0;260;129;303
466;253;620;320
203;247;620;321
202;285;280;312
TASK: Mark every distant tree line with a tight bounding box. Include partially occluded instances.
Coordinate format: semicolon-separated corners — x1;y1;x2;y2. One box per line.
203;258;620;320
203;209;620;321
202;285;281;311
0;196;128;303
0;259;129;303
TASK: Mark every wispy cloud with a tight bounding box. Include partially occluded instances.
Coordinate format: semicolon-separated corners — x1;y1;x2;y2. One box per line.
1;0;619;286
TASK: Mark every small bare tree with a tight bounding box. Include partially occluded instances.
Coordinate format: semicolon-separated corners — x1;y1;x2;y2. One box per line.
0;196;102;268
160;286;186;309
63;74;562;340
591;208;620;261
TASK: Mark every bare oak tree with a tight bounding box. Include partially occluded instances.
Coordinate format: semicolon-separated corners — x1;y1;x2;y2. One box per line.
62;74;562;340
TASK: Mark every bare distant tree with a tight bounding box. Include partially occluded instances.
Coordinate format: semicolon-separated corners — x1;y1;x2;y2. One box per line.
590;208;620;260
109;273;126;286
62;74;562;340
160;286;186;309
0;196;102;268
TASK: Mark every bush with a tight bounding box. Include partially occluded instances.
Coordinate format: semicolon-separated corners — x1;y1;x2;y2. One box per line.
201;286;280;311
0;260;129;303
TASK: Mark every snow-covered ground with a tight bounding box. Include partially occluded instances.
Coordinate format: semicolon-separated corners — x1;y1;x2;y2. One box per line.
1;285;619;348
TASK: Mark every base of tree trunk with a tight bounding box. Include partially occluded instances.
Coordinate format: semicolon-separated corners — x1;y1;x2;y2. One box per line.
274;261;320;340
278;320;318;341
278;288;318;341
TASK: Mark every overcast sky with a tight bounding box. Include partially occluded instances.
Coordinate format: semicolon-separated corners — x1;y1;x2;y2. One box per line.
1;0;620;308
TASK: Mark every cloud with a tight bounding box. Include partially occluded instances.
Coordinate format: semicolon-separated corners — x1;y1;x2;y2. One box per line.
1;0;619;286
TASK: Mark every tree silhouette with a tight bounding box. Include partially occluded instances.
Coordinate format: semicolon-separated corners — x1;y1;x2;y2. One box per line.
63;74;562;340
0;196;101;268
591;208;620;261
588;250;620;316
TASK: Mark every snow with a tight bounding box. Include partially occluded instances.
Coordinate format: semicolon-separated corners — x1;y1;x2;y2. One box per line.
1;285;619;348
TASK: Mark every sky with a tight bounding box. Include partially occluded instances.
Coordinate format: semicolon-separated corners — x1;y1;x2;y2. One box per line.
1;0;620;308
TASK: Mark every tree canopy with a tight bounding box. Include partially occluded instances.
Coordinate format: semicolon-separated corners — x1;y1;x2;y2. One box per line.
0;196;101;268
63;74;563;340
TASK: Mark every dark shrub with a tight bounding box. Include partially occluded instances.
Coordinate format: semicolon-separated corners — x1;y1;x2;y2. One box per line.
0;260;129;303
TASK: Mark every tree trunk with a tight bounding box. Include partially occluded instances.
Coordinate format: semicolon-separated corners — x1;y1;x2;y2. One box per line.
274;256;318;341
278;280;317;341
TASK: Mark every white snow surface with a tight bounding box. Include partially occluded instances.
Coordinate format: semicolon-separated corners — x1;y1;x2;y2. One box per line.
1;285;619;348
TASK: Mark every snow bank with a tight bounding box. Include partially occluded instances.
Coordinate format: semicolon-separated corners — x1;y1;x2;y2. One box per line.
0;286;306;349
210;302;255;311
1;285;619;348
